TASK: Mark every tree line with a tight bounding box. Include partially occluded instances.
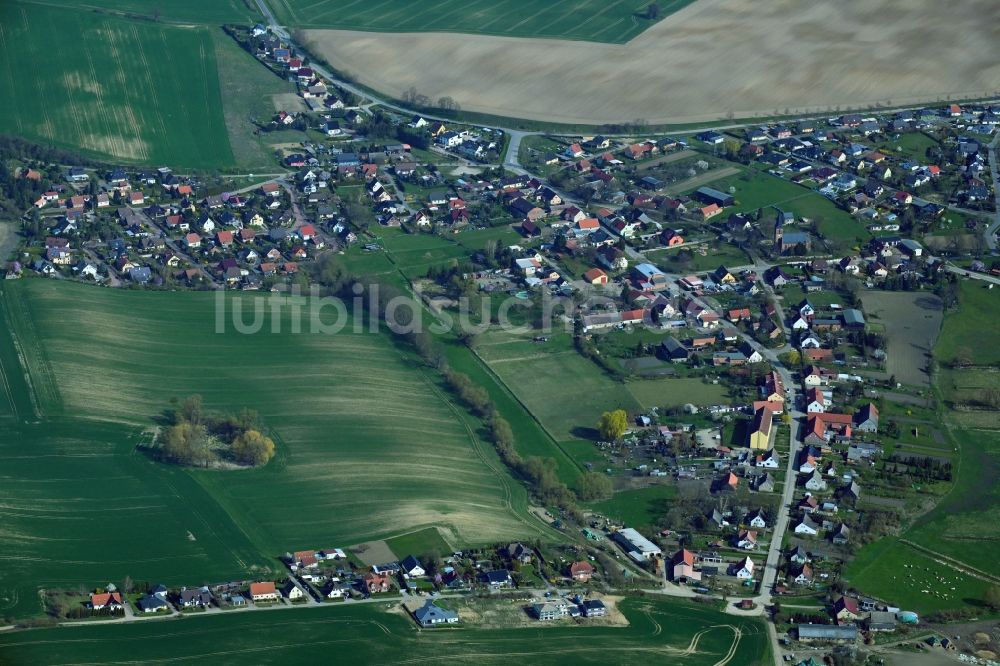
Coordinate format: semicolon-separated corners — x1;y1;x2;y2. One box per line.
312;256;612;511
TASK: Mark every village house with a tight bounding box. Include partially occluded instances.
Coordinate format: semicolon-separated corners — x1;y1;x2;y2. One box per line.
729;556;755;579
363;572;392;594
250;582;279;602
89;590;124;611
414;600;459;627
569;560;595;582
670;549;701;582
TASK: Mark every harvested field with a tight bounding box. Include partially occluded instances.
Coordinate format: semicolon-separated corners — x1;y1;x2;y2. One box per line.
304;0;1000;125
862;292;943;387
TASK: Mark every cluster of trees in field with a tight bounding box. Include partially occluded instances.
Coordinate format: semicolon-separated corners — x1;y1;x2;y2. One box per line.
156;395;276;468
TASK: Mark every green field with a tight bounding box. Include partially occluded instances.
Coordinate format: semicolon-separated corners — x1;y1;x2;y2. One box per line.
0;280;553;616
842;538;985;614
385;527;453;559
23;0;258;24
650;243;751;273
589;485;677;529
274;0;695;43
0;596;768;665
0;1;233;166
935;281;1000;366
0;419;272;619
876;131;939;163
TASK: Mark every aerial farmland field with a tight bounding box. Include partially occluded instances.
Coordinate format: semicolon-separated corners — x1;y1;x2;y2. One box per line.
0;1;232;167
276;0;694;43
29;0;259;24
0;281;552;616
306;0;1000;126
0;596;768;665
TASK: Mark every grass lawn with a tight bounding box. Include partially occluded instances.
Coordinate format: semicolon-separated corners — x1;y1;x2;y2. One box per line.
651;243;750;273
382;233;471;278
0;1;233;167
0;596;769;665
0;280;550;616
274;0;696;43
385;527;453;559
476;329;641;441
698;168;869;244
625;377;730;410
588;484;676;529
454;226;521;251
843;538;985;614
875;132;939;163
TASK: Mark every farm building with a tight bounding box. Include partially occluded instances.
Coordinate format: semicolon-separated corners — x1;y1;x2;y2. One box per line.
694;187;734;207
796;624;857;643
613;528;662;562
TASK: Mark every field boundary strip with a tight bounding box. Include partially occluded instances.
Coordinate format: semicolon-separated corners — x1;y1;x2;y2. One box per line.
0;286;49;419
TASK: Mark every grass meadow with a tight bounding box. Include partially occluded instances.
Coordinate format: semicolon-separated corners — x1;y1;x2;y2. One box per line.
588;484;677;529
0;596;769;665
0;280;554;616
847;280;1000;605
210;28;306;170
385;527;453;559
842;538;985;614
476;329;642;442
476;329;729;442
0;1;233;167
273;0;695;43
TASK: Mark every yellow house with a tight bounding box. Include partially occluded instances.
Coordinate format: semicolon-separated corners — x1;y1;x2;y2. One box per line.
429;122;447;137
748;407;773;450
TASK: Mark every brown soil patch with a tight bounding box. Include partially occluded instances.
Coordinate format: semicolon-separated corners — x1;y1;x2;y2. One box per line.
272;92;307;113
303;0;1000;125
351;539;397;566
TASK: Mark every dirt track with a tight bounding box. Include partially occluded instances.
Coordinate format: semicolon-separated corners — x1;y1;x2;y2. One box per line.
304;0;1000;125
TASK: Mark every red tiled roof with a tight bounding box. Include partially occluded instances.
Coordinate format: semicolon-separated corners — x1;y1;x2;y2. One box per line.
250;582;276;596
